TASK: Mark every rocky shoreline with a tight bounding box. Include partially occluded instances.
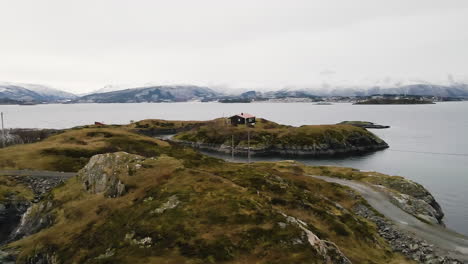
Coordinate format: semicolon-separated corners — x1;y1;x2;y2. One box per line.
354;204;464;264
170;139;389;157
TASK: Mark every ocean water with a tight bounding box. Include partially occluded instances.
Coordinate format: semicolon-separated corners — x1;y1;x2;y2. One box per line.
1;101;467;235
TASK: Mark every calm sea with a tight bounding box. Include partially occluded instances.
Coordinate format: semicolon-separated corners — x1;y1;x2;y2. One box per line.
1;102;468;235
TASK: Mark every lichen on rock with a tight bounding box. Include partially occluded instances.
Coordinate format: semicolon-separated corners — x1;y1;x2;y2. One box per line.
280;213;352;264
78;152;144;198
150;195;180;215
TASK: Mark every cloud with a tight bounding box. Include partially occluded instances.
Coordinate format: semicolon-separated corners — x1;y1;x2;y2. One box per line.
0;0;467;93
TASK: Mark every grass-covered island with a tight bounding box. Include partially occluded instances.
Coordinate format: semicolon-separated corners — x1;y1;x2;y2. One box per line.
354;98;434;105
0;121;465;263
172;118;388;157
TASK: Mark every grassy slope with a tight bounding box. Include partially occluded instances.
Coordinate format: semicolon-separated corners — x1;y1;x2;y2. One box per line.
0;128;171;172
0;124;411;263
9;157;412;264
126;119;206;130
174;118;385;148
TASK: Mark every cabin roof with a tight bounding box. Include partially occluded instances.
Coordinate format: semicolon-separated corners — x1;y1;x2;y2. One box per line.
230;113;255;119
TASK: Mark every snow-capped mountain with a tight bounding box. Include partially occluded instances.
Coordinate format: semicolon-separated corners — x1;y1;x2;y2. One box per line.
2;80;467;104
17;83;77;100
301;83;468;97
76;85;220;103
90;84;137;94
0;82;77;102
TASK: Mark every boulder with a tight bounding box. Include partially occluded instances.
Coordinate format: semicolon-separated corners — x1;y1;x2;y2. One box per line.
78;152;144;198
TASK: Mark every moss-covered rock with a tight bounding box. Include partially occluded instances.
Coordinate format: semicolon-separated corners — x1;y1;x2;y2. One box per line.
78;152;144;198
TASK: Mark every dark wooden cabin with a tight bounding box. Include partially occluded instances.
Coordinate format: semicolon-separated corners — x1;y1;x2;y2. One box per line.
228;113;256;126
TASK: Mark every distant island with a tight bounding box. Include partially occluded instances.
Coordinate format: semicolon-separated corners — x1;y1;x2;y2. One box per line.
338;121;390;129
218;98;252;103
354;98;435;105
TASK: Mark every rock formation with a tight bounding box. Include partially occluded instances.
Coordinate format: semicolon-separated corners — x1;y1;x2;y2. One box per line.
78;152;144;198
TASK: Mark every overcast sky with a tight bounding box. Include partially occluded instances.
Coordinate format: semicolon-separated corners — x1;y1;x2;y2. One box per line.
1;0;467;93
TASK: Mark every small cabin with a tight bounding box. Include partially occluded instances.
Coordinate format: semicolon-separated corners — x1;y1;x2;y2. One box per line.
229;113;256;126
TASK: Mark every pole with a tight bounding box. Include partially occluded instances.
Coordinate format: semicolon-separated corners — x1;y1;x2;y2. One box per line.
247;129;251;164
1;112;5;148
231;134;234;161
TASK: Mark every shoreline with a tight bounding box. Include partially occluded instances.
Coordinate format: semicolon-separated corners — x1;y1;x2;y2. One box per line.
169;138;389;157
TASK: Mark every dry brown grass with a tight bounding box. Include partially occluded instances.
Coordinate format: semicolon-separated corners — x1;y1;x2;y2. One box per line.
0;127;169;172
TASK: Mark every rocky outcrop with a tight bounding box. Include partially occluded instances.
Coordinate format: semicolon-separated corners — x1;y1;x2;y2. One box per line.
386;191;444;225
0;173;71;245
10;201;55;241
353;203;463;264
373;178;444;225
280;213;352;264
150;195;180;215
9;174;69;202
78;152;144;198
0;199;30;244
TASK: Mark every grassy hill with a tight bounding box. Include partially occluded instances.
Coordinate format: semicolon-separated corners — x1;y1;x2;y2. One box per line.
7;154;411;264
0;124;413;263
0;126;212;172
0;128;169;172
173;118;388;156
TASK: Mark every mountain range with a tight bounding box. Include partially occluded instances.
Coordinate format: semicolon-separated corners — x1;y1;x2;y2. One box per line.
0;82;77;102
1;81;468;104
76;85;219;103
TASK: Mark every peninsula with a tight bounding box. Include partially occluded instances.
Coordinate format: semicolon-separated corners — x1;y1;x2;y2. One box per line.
172;116;389;157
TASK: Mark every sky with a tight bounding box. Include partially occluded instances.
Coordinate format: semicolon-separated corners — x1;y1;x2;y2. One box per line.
1;0;468;93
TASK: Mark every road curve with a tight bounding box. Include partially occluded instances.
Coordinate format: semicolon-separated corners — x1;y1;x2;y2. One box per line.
311;175;468;261
0;170;76;178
